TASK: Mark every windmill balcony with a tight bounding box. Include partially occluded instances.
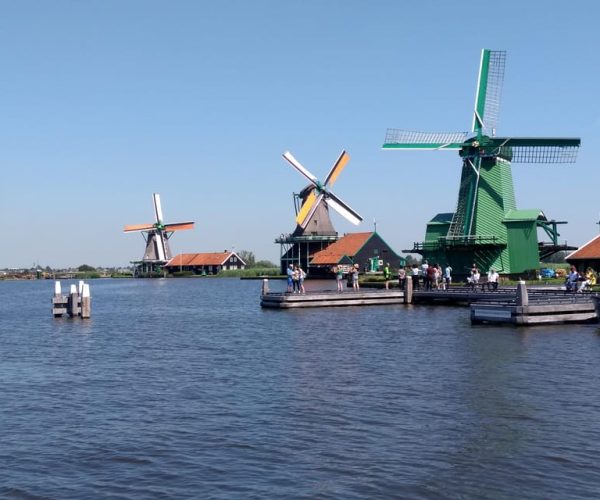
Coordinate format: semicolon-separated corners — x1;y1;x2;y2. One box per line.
275;234;339;244
411;235;506;252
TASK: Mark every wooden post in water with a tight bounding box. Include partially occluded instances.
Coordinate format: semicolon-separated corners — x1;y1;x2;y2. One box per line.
516;281;528;307
68;284;80;317
404;273;413;304
80;283;91;318
52;281;67;317
262;279;269;296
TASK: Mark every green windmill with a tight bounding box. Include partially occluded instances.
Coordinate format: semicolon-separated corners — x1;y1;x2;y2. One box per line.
383;49;580;276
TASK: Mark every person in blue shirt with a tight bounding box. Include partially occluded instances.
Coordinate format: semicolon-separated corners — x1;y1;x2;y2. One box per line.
286;264;294;292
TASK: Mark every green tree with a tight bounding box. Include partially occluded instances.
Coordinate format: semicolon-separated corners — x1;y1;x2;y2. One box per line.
255;260;277;268
238;250;256;268
78;264;96;272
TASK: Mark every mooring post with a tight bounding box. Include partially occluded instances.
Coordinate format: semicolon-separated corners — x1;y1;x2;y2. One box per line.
404;273;413;304
262;278;269;296
52;281;65;317
516;281;529;307
80;283;91;318
68;284;80;317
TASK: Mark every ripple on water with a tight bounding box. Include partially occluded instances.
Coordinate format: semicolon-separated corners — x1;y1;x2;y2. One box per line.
1;279;600;498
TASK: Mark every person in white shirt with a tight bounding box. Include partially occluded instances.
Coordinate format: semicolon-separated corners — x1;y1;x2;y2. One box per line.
443;265;452;290
487;268;499;291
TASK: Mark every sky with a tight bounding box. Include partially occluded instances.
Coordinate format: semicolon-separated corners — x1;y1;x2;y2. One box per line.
1;0;599;268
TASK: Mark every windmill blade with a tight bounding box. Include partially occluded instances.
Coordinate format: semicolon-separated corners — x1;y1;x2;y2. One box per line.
298;193;325;229
153;193;164;223
295;190;319;227
383;129;469;150
124;223;155;232
282;151;319;185
323;150;350;187
472;49;506;136
155;231;167;261
163;222;195;232
325;192;362;226
487;137;580;163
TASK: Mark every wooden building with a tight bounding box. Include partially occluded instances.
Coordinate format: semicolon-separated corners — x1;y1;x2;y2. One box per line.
309;231;401;273
165;251;246;275
566;234;600;271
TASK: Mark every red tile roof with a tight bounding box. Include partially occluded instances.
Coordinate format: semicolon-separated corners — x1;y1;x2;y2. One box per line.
566;234;600;260
310;232;373;265
165;252;244;267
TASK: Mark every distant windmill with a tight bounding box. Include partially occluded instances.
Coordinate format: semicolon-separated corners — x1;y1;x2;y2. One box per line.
383;49;580;275
276;150;363;275
124;193;194;272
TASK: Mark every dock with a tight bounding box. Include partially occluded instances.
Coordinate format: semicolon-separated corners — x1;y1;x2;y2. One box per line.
470;283;598;325
259;278;407;309
261;289;405;309
260;278;599;325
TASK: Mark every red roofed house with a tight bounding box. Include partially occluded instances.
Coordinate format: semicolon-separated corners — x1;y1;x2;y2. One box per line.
164;251;247;275
309;231;402;273
566;234;600;271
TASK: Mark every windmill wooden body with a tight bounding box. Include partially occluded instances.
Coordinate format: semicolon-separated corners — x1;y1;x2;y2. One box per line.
276;150;362;274
383;49;580;276
124;193;194;275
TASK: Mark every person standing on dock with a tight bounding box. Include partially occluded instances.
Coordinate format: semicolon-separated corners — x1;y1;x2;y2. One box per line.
351;263;360;291
292;265;300;293
426;264;436;291
383;262;391;289
286;264;294;293
334;265;344;292
411;264;420;290
298;266;306;294
398;266;406;290
443;264;452;290
421;260;429;290
469;266;480;291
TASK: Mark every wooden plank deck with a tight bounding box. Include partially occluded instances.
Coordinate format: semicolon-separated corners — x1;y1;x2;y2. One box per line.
260;289;405;309
471;301;597;325
412;288;516;304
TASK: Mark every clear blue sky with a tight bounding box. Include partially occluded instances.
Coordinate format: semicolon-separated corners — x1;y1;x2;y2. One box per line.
1;0;599;268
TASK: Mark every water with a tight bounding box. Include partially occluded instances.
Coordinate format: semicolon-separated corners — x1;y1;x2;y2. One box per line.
1;278;600;499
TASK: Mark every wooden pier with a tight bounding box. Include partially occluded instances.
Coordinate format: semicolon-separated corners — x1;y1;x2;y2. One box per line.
260;279;406;309
260;278;599;325
52;281;91;318
470;283;598;325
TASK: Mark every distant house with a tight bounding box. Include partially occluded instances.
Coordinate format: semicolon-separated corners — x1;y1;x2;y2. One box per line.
165;251;247;274
309;231;402;273
566;234;600;271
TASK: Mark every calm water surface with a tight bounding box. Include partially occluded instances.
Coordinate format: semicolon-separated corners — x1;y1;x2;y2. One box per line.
1;278;600;499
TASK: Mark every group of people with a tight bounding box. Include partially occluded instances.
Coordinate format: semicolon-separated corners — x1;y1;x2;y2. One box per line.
291;261;597;295
407;261;453;290
286;263;306;294
466;264;499;291
565;265;597;292
332;263;360;292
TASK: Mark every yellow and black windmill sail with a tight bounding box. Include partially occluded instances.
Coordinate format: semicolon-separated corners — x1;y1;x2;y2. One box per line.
383;49;580;276
282;150;362;235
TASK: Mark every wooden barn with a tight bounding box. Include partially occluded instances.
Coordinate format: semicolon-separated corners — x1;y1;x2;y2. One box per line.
566;234;600;271
165;251;246;275
309;231;401;273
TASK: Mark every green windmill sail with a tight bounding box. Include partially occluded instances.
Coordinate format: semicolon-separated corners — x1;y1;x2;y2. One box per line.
383;49;580;276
